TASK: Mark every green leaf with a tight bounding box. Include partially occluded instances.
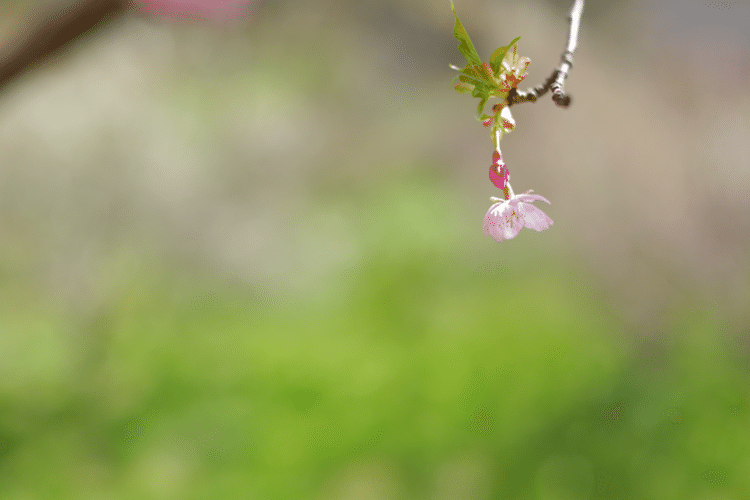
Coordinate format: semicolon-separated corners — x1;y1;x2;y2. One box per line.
476;95;489;120
460;65;494;90
448;5;522;124
489;36;521;76
450;72;481;94
459;73;482;86
450;2;482;67
454;81;474;94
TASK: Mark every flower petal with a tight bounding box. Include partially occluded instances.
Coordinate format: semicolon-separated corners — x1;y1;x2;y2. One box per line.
499;210;523;240
518;203;553;231
483;202;524;242
500;106;516;132
514;193;551;205
483;202;506;237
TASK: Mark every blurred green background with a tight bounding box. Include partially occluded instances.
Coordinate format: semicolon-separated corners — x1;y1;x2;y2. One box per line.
1;0;749;498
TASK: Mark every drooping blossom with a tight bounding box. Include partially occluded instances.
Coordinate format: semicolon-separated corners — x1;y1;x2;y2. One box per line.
483;191;553;242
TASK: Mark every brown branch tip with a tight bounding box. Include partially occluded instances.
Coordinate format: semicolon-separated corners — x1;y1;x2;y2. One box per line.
508;0;584;109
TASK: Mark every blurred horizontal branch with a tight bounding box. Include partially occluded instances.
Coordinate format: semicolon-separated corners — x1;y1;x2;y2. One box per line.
0;0;258;94
0;0;127;93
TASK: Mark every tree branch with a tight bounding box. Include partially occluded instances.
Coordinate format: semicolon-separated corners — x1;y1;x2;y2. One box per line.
507;0;584;108
0;0;126;93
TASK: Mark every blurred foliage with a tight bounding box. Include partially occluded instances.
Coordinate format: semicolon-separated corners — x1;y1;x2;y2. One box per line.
1;173;748;498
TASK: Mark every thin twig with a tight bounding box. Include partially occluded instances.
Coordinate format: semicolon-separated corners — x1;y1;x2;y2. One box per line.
507;0;584;108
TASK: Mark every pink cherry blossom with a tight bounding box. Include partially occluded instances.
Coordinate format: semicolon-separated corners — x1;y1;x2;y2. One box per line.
483;192;553;242
130;0;258;21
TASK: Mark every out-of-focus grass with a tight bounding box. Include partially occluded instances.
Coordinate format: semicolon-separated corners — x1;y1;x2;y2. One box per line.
1;173;748;499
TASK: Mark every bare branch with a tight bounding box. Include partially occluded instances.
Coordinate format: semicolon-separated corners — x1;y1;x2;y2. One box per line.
507;0;584;108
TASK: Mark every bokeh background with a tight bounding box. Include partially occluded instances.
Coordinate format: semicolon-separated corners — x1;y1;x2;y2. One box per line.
1;0;749;498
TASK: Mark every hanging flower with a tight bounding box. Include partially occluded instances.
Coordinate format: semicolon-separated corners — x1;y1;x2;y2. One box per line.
483;192;553;242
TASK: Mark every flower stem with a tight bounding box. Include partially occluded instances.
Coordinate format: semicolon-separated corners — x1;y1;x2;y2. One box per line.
504;182;514;200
